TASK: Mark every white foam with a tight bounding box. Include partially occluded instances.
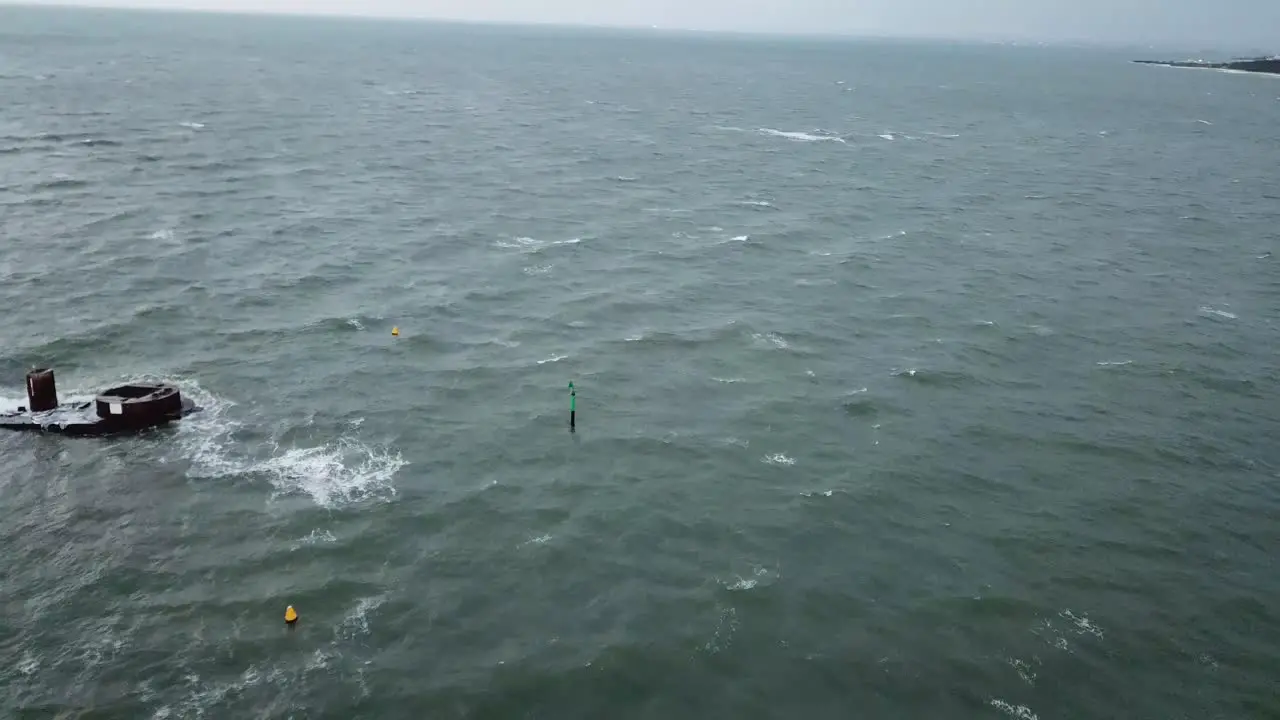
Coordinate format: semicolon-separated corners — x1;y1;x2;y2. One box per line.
1060;609;1104;639
495;236;541;250
16;650;39;676
763;453;795;466
178;122;205;129
149;229;174;241
144;377;405;509
1199;305;1237;319
495;236;581;253
258;438;403;508
752;332;790;350
1095;360;1132;367
723;566;771;591
758;128;846;143
990;700;1038;720
1007;657;1037;686
712;377;745;384
1195;119;1214;125
0;390;96;413
337;595;386;640
291;529;337;550
523;264;553;275
521;534;552;547
702;606;738;654
800;490;834;497
537;354;567;365
737;200;773;207
878;133;895;141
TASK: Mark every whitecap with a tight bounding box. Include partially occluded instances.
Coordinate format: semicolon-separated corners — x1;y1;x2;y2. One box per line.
495;236;541;250
1007;657;1037;686
990;699;1038;720
1060;609;1104;639
291;529;337;550
537;354;567;365
722;565;773;591
763;453;795;466
751;332;789;350
1199;306;1237;319
495;236;580;252
337;595;387;640
16;651;39;676
758;128;846;143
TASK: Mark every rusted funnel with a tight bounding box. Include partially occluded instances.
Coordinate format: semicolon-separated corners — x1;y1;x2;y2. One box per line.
26;368;59;412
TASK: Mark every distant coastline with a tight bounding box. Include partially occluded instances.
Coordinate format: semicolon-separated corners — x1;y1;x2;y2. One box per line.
1133;56;1280;75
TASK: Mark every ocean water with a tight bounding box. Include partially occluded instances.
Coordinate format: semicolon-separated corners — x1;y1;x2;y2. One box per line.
1;6;1278;718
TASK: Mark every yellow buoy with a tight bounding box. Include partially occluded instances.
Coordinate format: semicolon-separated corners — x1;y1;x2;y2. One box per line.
285;605;298;625
391;327;399;337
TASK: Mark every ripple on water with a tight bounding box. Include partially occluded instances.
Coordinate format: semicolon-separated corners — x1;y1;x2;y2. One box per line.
1;15;1278;720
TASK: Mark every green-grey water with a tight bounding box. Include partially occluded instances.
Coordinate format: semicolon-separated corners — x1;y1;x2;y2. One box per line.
2;7;1278;718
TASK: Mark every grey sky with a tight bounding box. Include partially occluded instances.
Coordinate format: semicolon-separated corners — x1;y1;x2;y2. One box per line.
8;0;1279;51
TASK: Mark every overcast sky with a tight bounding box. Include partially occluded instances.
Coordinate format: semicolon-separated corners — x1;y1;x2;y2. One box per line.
7;0;1279;51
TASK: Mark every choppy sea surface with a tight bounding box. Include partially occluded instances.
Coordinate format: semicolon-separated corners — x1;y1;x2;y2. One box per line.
2;7;1278;718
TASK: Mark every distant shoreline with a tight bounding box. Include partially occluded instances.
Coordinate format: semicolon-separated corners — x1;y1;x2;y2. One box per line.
1133;57;1280;75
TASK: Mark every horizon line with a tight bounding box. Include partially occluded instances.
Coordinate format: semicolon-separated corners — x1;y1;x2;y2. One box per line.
0;0;1265;55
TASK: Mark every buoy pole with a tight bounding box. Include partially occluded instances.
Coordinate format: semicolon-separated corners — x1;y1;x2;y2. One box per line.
569;381;576;432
